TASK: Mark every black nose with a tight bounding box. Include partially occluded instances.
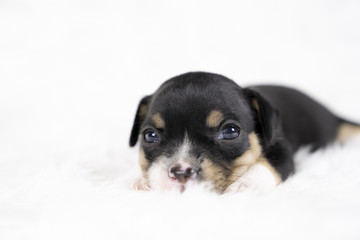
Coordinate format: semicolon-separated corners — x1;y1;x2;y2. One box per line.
168;164;198;184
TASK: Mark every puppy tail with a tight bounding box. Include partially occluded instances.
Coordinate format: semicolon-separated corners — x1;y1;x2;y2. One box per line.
336;118;360;143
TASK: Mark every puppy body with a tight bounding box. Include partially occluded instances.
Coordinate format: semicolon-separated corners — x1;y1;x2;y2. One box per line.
130;72;360;194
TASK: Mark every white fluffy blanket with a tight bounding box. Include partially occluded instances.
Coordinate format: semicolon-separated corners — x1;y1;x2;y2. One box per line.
1;138;360;240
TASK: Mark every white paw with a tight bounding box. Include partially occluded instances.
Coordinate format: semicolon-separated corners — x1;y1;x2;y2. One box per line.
224;177;252;194
132;177;151;191
224;163;279;195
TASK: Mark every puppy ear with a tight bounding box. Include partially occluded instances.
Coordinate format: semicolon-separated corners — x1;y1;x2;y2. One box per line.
129;95;152;147
244;89;279;148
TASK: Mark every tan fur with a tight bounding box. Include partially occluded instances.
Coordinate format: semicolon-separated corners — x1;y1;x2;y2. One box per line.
139;104;148;118
227;132;263;186
200;158;230;192
336;123;360;143
228;132;281;193
152;113;165;129
206;110;224;128
232;132;262;167
134;148;151;191
252;98;260;112
200;132;281;193
139;148;149;178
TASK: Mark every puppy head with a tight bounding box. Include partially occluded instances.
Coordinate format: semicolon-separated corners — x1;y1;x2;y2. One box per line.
129;72;278;193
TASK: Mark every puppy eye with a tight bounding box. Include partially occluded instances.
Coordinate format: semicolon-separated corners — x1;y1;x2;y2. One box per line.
218;125;240;140
143;129;160;143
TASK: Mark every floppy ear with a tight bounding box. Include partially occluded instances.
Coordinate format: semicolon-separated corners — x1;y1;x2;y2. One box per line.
129;95;152;147
244;88;279;148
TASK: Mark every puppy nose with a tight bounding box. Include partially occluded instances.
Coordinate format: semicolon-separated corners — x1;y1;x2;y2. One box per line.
168;164;198;184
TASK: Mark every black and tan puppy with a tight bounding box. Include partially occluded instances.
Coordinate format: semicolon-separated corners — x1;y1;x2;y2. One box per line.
129;72;360;194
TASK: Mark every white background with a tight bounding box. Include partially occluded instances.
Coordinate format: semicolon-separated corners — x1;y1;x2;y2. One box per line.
1;1;360;239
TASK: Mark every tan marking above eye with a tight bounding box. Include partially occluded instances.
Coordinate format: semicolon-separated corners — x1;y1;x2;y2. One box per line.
206;110;224;128
152;113;165;129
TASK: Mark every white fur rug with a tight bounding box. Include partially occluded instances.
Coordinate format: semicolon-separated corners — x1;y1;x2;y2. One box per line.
1;137;360;240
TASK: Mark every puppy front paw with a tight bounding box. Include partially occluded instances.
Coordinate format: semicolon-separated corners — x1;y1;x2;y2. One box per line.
224;178;251;194
224;163;280;195
132;177;151;191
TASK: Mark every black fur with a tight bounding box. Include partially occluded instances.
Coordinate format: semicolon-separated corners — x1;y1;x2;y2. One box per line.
130;96;151;147
249;85;341;152
129;72;356;186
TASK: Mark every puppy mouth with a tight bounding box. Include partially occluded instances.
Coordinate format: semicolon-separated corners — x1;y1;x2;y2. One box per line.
169;177;186;192
171;180;186;192
169;177;202;193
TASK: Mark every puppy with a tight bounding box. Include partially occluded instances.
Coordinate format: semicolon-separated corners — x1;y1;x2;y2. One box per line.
129;72;360;194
